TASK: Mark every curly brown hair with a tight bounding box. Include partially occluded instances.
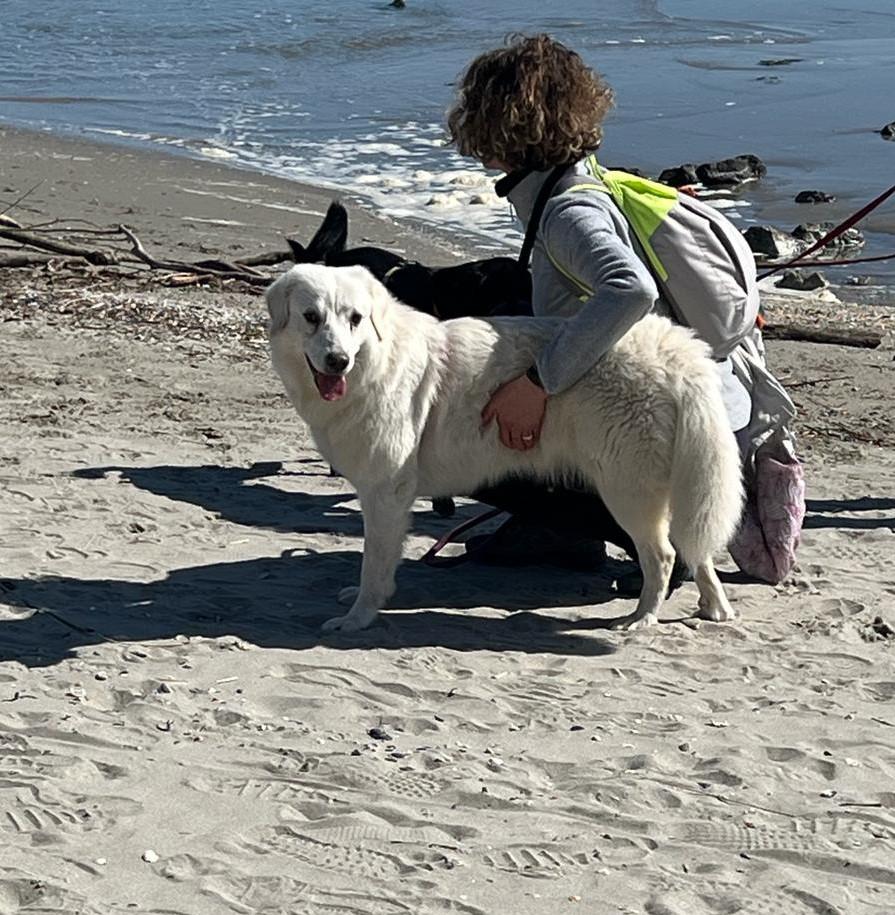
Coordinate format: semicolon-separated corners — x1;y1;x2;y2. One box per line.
447;34;614;171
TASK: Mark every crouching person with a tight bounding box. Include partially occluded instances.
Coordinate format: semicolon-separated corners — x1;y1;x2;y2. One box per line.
444;33;803;585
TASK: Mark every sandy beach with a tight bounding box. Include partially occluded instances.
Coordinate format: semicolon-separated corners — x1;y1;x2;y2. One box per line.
1;126;895;914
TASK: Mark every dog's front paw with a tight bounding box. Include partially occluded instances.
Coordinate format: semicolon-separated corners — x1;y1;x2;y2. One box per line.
321;610;377;634
610;611;659;631
696;600;737;622
337;586;359;605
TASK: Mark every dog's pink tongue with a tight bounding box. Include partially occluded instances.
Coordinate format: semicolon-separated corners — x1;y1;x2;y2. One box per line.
316;373;347;401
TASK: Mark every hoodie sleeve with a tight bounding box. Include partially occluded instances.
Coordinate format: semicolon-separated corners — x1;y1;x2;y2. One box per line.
534;191;659;395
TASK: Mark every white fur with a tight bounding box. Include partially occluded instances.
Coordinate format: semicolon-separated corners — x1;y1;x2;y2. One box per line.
267;263;744;632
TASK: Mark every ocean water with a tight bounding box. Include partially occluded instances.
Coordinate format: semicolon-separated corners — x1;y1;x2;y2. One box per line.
2;0;894;276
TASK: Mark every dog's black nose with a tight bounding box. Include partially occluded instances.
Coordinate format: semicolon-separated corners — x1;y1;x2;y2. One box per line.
324;352;349;374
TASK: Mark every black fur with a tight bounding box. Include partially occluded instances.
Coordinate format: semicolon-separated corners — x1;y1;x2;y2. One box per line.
287;201;532;319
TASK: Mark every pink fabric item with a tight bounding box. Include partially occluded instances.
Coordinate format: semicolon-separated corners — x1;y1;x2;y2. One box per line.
728;447;806;584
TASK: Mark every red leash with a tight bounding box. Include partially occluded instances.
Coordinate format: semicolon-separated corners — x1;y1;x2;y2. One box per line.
757;181;895;280
421;507;506;567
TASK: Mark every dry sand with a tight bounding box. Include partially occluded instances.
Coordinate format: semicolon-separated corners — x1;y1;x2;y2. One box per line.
1;126;894;914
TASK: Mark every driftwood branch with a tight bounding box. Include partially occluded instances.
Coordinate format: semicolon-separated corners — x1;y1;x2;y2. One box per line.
763;322;883;349
0;252;68;268
117;223;193;271
0;212;290;290
21;221;125;236
0;181;44;220
0;226;118;265
116;224;270;286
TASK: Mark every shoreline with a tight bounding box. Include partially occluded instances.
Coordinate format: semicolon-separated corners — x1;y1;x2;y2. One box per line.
5;120;895;295
0;122;492;269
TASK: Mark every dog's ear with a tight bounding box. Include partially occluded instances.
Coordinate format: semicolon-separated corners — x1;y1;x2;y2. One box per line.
286;238;307;263
305;200;349;261
347;265;387;343
265;270;294;333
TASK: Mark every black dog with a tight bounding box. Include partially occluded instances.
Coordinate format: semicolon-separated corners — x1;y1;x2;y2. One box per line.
287;201;532;319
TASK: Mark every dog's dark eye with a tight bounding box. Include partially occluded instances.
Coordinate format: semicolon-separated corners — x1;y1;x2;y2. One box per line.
303;310;320;326
349;312;363;328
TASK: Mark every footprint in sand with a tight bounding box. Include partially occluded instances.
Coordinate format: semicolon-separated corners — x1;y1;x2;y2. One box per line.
646;885;842;915
483;831;656;878
0;871;165;915
323;759;448;801
204;874;418;915
733;886;848;915
823;537;887;571
763;746;837;780
482;844;594;878
238;823;441;883
673;817;895;887
0;873;49;912
0;782;140;837
292;812;466;849
675;817;869;853
186;760;447;808
162;856;488;915
185;772;332;807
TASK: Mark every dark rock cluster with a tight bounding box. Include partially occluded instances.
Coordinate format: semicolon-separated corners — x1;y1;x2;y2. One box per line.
775;269;828;291
658;154;766;189
795;190;837;204
743;222;865;261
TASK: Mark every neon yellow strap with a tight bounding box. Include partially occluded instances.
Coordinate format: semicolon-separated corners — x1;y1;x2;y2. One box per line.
541;154;680;296
543;246;591;302
583;154;675;280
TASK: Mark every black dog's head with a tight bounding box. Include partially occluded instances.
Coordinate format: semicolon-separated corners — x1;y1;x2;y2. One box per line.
285;200;532;320
383;263;437;315
431;257;532;319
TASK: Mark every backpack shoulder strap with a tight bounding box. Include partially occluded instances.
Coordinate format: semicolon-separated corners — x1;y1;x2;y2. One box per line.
519;157;621;296
519;156;622;269
553;155;610;197
517;164;575;268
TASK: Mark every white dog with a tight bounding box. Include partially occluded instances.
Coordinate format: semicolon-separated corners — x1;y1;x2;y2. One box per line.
267;263;744;633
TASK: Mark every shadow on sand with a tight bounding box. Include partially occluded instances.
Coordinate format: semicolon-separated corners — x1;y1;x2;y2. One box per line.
0;550;623;668
0;460;635;667
72;460;472;540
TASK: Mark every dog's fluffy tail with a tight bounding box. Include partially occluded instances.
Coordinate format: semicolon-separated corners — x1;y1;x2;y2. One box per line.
668;368;745;569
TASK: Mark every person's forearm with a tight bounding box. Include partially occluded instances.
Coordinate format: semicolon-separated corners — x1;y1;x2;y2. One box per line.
535;286;653;394
533;195;659;394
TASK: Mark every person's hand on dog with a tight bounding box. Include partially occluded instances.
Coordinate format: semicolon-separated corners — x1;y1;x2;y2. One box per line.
482;374;547;450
